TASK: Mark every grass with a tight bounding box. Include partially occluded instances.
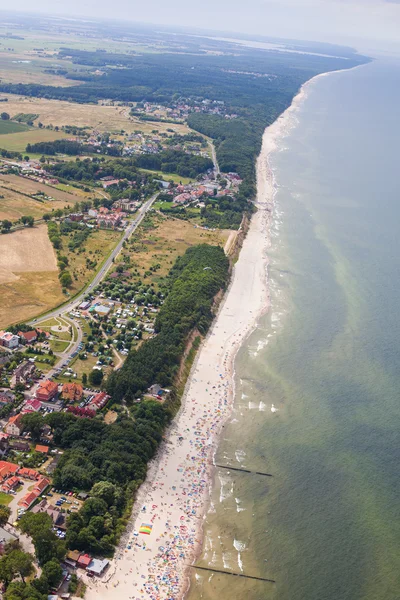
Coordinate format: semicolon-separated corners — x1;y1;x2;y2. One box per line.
0;120;30;134
0;95;190;135
139;168;194;185
0;492;13;505
0;128;67;152
50;339;70;353
0;173;82;221
66;228;121;294
122;212;231;290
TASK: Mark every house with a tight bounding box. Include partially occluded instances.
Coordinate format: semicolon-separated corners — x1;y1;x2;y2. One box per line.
14;361;35;385
33;477;50;494
23;398;41;412
45;506;64;526
8;439;30;452
87;558;109;576
0;332;19;349
36;380;58;402
61;383;83;403
0;461;19;481
88;208;98;218
18;467;39;480
148;384;162;396
89;392;109;411
1;475;20;493
18;331;37;344
5;414;24;436
18;491;38;510
35;444;49;454
77;553;92;569
66;549;81;566
0;391;14;406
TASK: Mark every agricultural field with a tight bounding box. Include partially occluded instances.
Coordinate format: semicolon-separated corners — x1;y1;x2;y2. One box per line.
0;174;82;221
0;127;67;152
0;94;190;135
0;119;29;134
0;224;63;327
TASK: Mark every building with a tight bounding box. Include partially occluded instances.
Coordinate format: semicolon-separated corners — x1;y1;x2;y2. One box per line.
36;380;58;402
0;332;19;349
61;383;83;403
77;553;92;569
5;414;24;436
18;467;39;480
17;331;37;344
14;361;36;385
94;305;110;317
23;399;42;412
32;500;64;525
0;461;19;481
89;392;109;411
0;391;14;406
79;301;91;311
1;475;20;493
35;444;49;454
33;477;50;494
87;558;109;576
19;491;38;510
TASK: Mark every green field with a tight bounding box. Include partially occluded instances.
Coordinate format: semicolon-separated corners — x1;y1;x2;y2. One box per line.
0;128;68;152
0;120;29;134
139;168;194;185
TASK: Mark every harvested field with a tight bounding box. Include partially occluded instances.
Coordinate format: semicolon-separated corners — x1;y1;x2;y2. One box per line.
0;174;82;221
0;224;57;284
0;95;190;135
0;224;63;327
0;128;67;152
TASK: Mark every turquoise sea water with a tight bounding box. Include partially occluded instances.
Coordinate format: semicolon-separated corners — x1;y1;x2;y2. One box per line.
188;58;400;600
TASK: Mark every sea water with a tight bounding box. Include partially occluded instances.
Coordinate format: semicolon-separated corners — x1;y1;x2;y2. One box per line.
188;57;400;600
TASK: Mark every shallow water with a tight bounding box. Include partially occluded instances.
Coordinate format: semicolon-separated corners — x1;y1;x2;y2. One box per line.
188;58;400;600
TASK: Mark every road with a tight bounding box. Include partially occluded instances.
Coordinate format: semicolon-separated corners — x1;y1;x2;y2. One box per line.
209;140;220;176
30;193;158;326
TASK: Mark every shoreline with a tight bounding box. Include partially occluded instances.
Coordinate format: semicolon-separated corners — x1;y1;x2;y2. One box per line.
84;71;326;600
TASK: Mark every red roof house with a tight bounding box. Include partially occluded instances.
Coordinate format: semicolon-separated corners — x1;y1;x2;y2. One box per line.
77;553;92;569
19;491;38;510
33;477;50;494
18;331;37;344
23;399;42;412
4;414;24;436
36;380;58;402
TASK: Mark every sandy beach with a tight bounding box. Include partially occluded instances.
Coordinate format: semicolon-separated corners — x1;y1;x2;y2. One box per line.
85;82;309;600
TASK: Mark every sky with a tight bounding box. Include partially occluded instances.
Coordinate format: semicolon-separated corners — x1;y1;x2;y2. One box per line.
6;0;400;53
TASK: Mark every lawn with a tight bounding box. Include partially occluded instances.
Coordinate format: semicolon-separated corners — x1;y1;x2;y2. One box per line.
139;168;194;185
0;492;13;505
50;339;70;353
0;120;30;135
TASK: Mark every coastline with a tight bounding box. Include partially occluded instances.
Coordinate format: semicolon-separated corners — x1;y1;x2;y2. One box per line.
84;74;320;600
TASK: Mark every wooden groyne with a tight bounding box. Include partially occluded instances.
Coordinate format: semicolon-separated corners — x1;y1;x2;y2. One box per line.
190;565;276;583
214;463;273;477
